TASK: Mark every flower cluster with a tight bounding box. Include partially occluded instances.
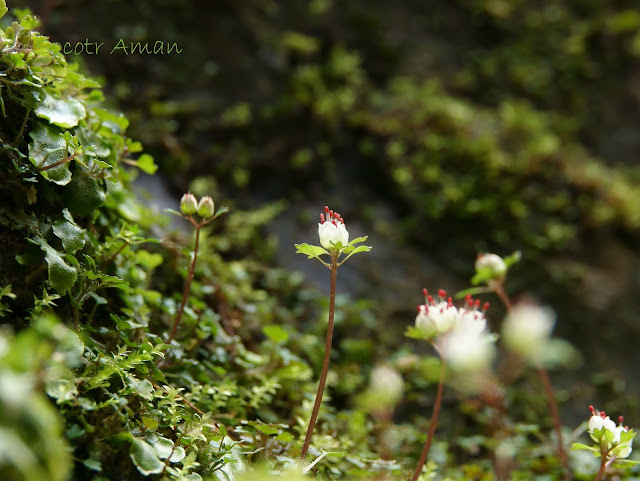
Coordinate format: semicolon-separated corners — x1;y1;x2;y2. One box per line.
588;405;634;458
415;290;495;372
415;289;489;338
318;206;349;251
180;193;214;218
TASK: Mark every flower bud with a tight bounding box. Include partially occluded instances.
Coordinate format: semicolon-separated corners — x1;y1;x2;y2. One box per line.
197;196;215;218
475;253;507;280
180;193;198;216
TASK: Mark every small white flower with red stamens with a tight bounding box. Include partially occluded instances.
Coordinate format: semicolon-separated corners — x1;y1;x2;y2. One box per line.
318;206;349;251
587;406;635;458
589;406;617;442
415;290;491;341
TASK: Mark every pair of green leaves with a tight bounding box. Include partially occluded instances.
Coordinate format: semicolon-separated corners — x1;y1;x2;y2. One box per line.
295;236;371;268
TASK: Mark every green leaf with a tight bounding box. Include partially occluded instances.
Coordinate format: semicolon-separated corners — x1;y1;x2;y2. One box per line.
454;286;492;299
571;443;597;452
35;93;86;128
129;438;164;475
30;237;77;294
136;154;157;174
295;243;330;259
29;124;72;185
337;244;372;266
0;0;7;19
252;424;279;435
262;325;289;344
504;250;522;268
53;209;85;253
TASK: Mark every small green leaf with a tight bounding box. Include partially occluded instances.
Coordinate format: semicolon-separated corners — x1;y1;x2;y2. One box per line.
571;442;597;452
29;124;72;185
35;93;86;128
262;325;289;344
0;1;7;19
53;209;85;253
136;154;157;174
253;424;279;435
295;243;330;259
82;458;102;472
337;244;372;266
130;438;164;475
276;432;294;442
30;237;77;294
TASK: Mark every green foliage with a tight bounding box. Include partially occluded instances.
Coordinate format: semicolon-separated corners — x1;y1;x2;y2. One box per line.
3;4;640;481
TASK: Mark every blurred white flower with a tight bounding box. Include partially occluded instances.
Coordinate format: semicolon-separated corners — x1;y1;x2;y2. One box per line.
368;365;405;409
438;328;495;373
318;206;349;251
502;303;555;363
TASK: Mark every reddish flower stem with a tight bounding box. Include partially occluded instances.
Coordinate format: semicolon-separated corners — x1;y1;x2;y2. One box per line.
167;223;201;344
494;281;571;481
410;359;446;481
300;251;338;459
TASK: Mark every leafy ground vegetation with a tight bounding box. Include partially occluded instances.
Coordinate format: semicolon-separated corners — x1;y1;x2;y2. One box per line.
3;2;640;481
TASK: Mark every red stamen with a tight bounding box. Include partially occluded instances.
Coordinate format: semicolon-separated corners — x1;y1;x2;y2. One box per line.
325;206;329;214
438;289;446;299
447;297;453;307
329;210;334;219
619;416;624;425
332;220;337;226
474;299;481;308
589;405;596;416
423;288;428;298
427;295;434;305
320;213;325;223
417;305;421;313
482;302;490;311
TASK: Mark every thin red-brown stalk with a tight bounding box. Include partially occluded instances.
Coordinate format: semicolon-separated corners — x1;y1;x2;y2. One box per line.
537;366;571;481
410;359;446;481
494;281;571;481
300;251;338;459
167;223;201;344
593;446;608;481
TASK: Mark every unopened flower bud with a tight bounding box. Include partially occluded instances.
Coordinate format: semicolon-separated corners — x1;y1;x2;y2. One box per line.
180;193;198;215
368;365;404;409
197;196;215;218
475;253;507;280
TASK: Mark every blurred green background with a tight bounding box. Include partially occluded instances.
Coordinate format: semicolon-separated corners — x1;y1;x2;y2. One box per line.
12;0;640;418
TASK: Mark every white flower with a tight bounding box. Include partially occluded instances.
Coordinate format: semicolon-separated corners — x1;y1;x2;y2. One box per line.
438;327;495;372
415;290;489;338
502;303;555;362
588;406;634;458
475;253;507;279
318;206;349;250
368;365;405;408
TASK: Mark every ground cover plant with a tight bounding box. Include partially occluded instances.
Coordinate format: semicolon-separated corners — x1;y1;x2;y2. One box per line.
3;3;640;481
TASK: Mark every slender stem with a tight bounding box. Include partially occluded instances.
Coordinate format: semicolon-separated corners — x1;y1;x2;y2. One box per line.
594;448;608;481
537;366;571;481
494;281;571;480
492;281;512;311
167;224;201;344
410;359;446;481
300;251;338;459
